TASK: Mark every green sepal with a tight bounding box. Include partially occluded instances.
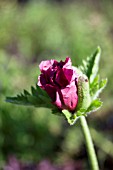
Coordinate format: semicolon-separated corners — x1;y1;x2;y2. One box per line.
76;74;91;110
62;98;103;125
62;109;87;125
62;110;78;125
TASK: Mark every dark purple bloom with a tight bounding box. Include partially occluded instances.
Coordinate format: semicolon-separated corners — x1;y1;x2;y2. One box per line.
38;57;78;112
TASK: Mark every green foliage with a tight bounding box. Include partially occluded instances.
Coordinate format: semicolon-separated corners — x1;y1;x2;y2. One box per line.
62;47;107;125
6;85;52;108
6;84;63;117
79;47;101;83
90;76;107;100
86;99;103;113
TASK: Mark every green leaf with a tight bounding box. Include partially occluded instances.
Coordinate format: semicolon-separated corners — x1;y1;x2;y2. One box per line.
76;108;87;116
6;85;53;109
86;99;103;113
80;46;101;83
95;78;107;99
90;74;99;97
90;77;107;100
24;89;30;95
100;78;108;89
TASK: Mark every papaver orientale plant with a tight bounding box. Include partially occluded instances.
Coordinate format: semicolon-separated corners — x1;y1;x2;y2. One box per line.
6;46;107;125
6;47;107;170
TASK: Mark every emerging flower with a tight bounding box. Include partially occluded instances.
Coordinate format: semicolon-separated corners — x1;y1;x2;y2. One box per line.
6;47;107;125
38;57;79;112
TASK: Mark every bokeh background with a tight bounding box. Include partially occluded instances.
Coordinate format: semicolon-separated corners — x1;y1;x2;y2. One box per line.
0;0;113;169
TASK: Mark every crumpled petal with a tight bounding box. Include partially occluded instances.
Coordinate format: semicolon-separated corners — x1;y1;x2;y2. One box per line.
63;57;72;69
45;84;56;102
53;91;63;109
38;74;47;89
38;57;79;112
39;60;56;72
61;85;78;111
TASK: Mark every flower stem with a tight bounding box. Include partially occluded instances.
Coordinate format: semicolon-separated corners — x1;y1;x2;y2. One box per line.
80;116;99;170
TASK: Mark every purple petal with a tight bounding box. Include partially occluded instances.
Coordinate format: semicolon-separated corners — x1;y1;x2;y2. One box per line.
39;60;55;72
55;68;73;87
38;74;47;89
53;91;62;109
63;68;73;83
45;85;56;102
37;57;79;112
71;66;79;81
55;69;69;87
61;85;78;111
63;57;72;68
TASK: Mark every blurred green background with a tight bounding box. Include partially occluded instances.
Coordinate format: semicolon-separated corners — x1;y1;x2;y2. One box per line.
0;0;113;169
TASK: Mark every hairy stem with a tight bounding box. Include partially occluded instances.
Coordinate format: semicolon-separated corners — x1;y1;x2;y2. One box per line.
80;116;99;170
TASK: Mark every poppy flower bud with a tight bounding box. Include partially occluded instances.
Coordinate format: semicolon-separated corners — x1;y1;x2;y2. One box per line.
38;57;79;112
